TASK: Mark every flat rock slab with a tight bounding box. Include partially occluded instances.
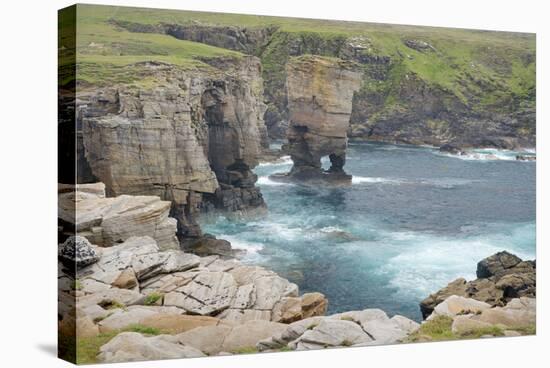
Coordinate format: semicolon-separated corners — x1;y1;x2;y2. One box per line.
140;314;224;334
98;305;184;332
164;271;238;315
291;319;372;349
98;332;205;363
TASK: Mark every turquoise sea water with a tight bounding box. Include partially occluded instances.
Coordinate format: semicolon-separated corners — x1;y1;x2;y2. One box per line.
201;142;536;321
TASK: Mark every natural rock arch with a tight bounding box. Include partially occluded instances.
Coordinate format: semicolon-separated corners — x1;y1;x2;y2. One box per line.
276;55;362;183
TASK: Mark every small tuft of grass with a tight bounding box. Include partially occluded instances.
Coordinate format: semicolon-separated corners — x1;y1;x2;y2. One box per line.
408;316;512;343
73;280;82;291
144;292;163;306
232;346;259;354
341;339;353;347
126;324;162;335
459;325;504;339
76;330;119;364
407;316;454;342
100;300;127;311
278;346;292;352
508;324;536;335
92;313;111;324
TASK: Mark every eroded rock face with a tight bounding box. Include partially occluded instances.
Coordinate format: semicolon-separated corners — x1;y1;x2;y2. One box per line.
420;251;536;319
77;57;268;240
282;56;362;182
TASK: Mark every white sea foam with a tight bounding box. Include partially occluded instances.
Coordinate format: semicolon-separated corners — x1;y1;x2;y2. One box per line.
417;178;477;189
378;224;536;299
320;226;344;233
257;176;293;186
352;176;401;184
436;148;535;162
221;235;264;255
258;155;293;167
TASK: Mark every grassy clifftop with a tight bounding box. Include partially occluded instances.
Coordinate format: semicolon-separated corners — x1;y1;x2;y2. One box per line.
59;5;244;86
61;4;535;146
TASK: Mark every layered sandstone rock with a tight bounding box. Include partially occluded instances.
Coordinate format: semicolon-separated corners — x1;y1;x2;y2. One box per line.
58;184;179;250
280;56;362;182
76;56;268;239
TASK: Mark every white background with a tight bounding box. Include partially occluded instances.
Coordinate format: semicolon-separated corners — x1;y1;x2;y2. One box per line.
0;0;547;366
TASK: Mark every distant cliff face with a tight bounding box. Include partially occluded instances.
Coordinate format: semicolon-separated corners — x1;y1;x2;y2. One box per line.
284;56;362;181
77;56;268;240
122;20;535;149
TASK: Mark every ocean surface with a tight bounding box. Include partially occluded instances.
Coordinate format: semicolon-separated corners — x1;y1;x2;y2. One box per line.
201;142;536;321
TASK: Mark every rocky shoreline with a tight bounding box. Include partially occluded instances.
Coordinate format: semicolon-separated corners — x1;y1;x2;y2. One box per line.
58;184;536;363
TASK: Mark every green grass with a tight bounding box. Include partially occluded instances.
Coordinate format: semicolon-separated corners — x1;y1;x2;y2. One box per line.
75;324;163;365
231;346;259;354
406;316;535;343
73;280;82;291
408;316;456;342
144;292;163;306
59;5;243;87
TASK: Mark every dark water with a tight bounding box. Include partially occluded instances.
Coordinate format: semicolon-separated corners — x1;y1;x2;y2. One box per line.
202;142;536;321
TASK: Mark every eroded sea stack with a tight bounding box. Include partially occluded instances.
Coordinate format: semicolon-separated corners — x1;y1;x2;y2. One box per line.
74;56;268;241
281;56;362;183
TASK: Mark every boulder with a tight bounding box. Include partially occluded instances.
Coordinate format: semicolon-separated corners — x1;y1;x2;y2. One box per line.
360;318;410;345
112;268;138;289
451;315;493;335
76;314;100;338
390;315;421;334
252;275;299;310
330;308;389;325
187;235;243;258
176;325;233;355
58;236;100;270
420;251;535;319
472;297;536;328
98;332;205;363
272;297;303;323
477;251;523;278
290;319;372;349
300;292;328;318
428;295;491;320
221;320;287;352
